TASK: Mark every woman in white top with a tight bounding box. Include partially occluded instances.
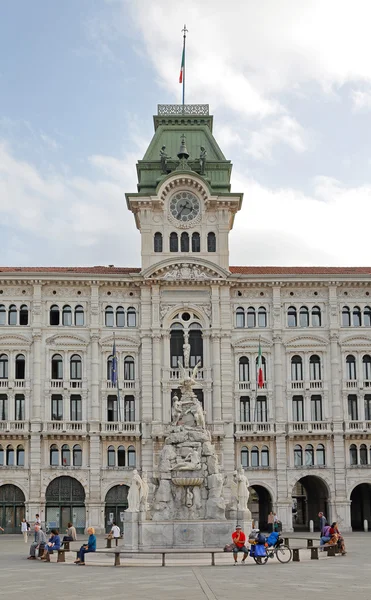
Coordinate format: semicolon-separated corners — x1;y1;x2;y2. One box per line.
21;519;28;543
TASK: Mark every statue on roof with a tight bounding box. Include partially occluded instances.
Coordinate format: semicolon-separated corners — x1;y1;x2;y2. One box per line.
199;146;207;175
160;145;171;174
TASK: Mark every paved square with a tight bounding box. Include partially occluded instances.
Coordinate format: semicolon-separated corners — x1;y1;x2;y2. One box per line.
0;533;370;600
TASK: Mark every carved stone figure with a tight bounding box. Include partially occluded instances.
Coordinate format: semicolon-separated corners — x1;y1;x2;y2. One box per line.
233;467;250;510
140;471;149;511
171;448;201;471
171;395;182;426
160;146;170;173
127;469;143;512
183;341;191;368
199;146;207;175
186;488;194;508
192;400;206;429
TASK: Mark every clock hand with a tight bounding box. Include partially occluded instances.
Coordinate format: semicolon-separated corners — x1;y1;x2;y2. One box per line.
177;203;185;218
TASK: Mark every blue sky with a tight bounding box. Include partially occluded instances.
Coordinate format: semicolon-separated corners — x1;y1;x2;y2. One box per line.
1;0;371;267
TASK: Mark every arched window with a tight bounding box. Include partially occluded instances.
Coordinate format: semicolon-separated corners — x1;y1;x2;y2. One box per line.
74;305;84;326
305;444;314;466
207;232;216;252
0;445;3;466
124;356;135;380
180;232;189;252
309;355;321;381
247;307;256;328
50;305;60;326
0;305;5;326
61;444;70;466
251;446;259;467
311;306;321;327
62;305;72;326
261;445;269;467
70;355;82;380
192;232;200;252
288;306;297;327
346;355;356;380
19;305;28;326
239;357;249;382
240;397;250;422
236;307;245;328
73;444;82;467
316;443;325;466
8;305;17;326
154;232;163;252
51;354;63;380
127;307;136;327
353;306;362;327
117;445;126;467
107;445;116;467
363;355;371;381
0;354;8;379
291;355;303;381
349;444;358;466
6;444;14;466
294;444;303;466
116;306;125;328
50;444;59;466
299;306;309;327
107;356;113;381
105;306;114;327
360;443;368;465
170;232;178;252
241;446;249;468
364;306;371;327
16;444;24;466
128;445;136;467
342;306;351;327
258;307;267;328
15;354;25;380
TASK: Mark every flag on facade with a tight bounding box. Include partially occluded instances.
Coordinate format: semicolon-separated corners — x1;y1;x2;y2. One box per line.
179;45;185;83
257;339;264;388
111;339;118;386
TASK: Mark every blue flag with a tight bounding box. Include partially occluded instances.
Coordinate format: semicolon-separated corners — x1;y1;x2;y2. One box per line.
111;340;118;386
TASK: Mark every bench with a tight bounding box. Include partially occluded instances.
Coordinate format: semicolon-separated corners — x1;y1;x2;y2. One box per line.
292;545;340;562
88;549;230;567
105;536;123;549
284;537;318;549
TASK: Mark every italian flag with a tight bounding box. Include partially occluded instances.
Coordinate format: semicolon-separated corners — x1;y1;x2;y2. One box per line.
179;46;185;83
257;339;264;388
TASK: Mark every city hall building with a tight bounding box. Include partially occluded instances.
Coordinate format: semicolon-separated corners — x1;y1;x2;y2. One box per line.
0;104;370;533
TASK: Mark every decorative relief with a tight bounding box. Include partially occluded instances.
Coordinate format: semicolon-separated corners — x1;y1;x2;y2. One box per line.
281;288;327;299
160;304;176;320
46;334;88;347
43;286;82;297
284;335;328;348
0;286;31;297
234;289;271;299
160;264;220;281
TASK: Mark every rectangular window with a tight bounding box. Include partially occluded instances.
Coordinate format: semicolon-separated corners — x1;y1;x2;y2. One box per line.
70;395;82;421
15;394;25;421
292;395;304;421
256;396;267;422
51;394;63;421
240;396;250;422
310;395;322;421
365;395;371;421
170;330;184;368
348;395;358;421
124;395;135;422
0;394;8;420
107;395;118;422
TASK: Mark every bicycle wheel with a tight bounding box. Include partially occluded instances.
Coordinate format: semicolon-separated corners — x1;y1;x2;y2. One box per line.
275;545;292;563
254;555;269;565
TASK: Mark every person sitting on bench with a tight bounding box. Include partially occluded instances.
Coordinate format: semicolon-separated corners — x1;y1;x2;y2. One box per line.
28;524;46;560
40;529;61;562
232;525;249;565
74;527;96;566
329;522;346;555
63;521;77;543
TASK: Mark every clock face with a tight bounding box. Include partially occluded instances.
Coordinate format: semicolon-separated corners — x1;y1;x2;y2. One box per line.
169;191;200;225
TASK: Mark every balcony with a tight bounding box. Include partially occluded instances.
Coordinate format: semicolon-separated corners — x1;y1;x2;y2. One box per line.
49;380;84;390
344;420;371;433
101;421;141;436
290;381;304;390
345;380;358;389
162;367;208;381
290;380;323;391
0;420;29;433
0;380;9;388
106;380;136;390
237;381;268;391
235;422;274;437
43;421;88;434
288;421;332;434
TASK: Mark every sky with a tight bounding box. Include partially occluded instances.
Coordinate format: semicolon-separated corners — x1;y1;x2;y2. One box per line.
1;0;371;267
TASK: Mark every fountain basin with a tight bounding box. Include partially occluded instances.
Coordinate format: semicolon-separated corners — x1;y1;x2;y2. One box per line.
172;477;204;486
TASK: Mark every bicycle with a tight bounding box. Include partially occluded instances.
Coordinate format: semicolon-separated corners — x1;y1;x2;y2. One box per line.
253;542;292;565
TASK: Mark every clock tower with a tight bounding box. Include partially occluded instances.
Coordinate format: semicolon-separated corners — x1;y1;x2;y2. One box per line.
126;104;243;272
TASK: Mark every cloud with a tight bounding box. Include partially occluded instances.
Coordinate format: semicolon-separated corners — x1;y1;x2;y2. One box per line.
351;88;371;111
246;116;307;160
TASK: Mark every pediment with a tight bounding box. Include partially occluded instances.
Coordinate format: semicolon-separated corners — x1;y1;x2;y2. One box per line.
46;334;88;347
100;334;140;349
340;335;371;347
142;258;230;282
0;333;32;347
284;335;328;348
233;336;272;349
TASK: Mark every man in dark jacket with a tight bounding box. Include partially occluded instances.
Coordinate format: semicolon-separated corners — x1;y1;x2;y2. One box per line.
318;512;327;535
28;525;47;559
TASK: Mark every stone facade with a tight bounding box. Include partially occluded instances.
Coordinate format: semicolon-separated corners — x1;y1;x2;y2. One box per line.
0;105;370;533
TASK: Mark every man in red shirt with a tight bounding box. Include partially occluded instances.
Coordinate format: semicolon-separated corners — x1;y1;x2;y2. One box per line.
232;525;249;564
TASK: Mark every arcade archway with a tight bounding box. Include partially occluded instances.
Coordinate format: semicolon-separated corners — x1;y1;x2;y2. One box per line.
351;483;371;531
248;485;273;531
45;476;85;533
105;484;129;533
292;475;329;531
0;484;25;533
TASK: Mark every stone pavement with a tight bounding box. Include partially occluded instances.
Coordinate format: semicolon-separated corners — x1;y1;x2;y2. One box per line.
0;533;370;600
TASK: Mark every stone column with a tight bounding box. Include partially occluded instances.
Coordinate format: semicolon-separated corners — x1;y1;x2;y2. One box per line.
140;285;154;475
211;334;221;421
152;334;162;422
90;332;100;424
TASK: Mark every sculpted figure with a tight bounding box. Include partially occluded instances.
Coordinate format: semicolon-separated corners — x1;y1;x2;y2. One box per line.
160;145;170;173
233;467;250;510
186;488;194;508
127;469;143;512
183;342;191;369
171;395;182;426
199;146;207;175
140;471;149;511
171;448;201;471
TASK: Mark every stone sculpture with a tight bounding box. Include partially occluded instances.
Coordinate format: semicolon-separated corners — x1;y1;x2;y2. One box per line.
171;395;182;426
232;467;250;511
127;469;143;512
199;146;207;175
140;471;149;512
160;146;170;173
171;448;201;471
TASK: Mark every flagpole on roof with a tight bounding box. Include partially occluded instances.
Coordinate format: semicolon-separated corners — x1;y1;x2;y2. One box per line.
180;24;188;107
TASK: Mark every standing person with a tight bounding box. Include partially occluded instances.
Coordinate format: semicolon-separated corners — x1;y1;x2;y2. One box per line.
273;512;280;532
28;525;46;560
267;512;274;533
318;512;327;535
63;522;77;543
74;527;96;566
109;522;121;546
21;519;28;543
35;514;41;528
231;525;249;565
